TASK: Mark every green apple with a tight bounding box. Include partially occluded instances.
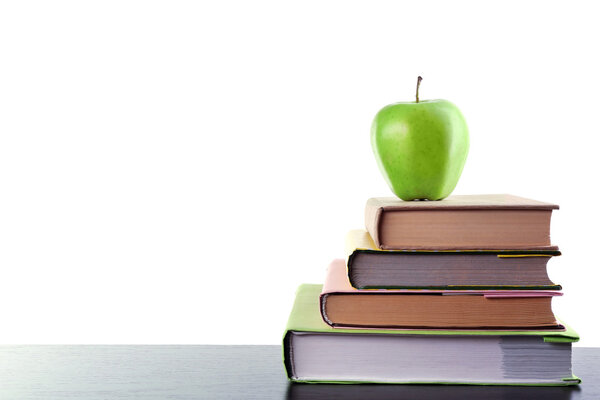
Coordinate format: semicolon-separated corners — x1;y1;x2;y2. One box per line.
371;77;469;201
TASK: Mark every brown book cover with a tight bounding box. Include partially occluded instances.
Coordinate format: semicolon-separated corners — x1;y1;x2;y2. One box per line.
320;259;563;330
365;194;558;250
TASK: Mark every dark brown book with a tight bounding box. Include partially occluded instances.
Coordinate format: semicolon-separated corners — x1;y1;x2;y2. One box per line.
346;230;561;290
365;194;558;250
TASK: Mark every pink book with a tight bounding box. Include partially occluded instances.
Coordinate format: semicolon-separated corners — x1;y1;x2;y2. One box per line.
320;259;563;330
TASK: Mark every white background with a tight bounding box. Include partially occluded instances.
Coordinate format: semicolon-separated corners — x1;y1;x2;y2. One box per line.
1;1;599;346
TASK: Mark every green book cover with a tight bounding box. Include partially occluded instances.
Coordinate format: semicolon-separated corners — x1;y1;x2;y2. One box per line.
283;284;580;385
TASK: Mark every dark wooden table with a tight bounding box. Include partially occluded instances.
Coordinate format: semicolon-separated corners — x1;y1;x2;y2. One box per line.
0;345;597;399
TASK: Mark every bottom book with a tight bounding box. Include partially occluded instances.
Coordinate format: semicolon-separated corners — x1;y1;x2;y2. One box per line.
283;284;581;386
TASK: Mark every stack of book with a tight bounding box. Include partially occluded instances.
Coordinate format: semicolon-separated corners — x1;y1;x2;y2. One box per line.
283;194;580;385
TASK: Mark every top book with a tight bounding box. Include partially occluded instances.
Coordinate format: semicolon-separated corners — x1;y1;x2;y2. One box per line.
365;194;558;250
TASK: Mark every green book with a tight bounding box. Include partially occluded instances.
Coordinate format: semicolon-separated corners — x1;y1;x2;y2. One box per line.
283;284;580;385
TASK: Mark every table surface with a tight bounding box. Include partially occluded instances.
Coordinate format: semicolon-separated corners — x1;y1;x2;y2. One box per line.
0;345;598;399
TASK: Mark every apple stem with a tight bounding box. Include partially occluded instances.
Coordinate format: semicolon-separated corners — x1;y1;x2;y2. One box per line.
416;76;423;103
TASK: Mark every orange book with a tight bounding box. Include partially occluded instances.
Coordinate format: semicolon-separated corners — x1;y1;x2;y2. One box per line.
320;259;563;330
